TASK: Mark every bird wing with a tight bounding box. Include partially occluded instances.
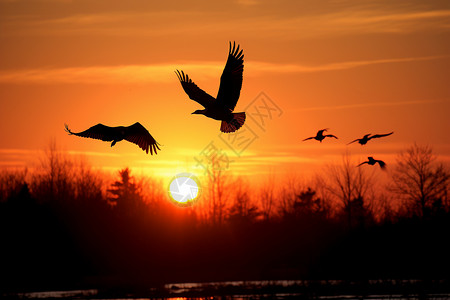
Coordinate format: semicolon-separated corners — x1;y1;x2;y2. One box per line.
175;70;215;108
302;137;314;141
376;160;386;169
325;134;338;139
357;161;368;167
347;138;360;145
317;128;329;135
65;123;116;142
124;122;161;155
369;132;394;140
216;41;244;111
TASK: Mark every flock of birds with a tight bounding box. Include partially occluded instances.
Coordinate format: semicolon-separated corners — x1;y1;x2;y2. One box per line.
302;129;393;169
65;41;393;169
65;41;245;155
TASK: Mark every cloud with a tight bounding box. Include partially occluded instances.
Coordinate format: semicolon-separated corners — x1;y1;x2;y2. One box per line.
236;0;258;6
287;8;450;37
0;55;446;84
2;4;450;39
248;55;448;74
0;63;222;84
66;150;120;157
296;99;446;112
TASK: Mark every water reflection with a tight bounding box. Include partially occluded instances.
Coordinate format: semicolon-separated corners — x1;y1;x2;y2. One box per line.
4;280;450;299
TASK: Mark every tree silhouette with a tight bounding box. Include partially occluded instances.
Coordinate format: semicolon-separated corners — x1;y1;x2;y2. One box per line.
259;175;276;221
390;143;449;218
0;168;28;203
228;178;260;224
107;168;144;216
31;140;76;204
294;187;330;218
204;156;230;225
325;153;375;229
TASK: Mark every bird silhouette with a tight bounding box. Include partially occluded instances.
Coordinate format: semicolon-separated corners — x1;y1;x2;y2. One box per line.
302;128;338;142
348;132;394;145
175;41;246;133
65;122;161;155
357;157;386;169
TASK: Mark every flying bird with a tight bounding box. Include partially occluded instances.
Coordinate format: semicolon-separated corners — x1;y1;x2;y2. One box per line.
302;128;338;143
65;122;161;155
348;132;394;145
357;157;386;169
175;41;246;133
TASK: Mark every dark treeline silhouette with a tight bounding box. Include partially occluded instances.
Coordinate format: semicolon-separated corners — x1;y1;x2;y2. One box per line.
0;143;449;293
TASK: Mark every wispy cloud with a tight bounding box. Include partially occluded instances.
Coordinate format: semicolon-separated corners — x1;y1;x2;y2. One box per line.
0;63;221;84
0;148;37;168
248;55;448;74
278;8;450;37
2;5;449;39
296;98;446;112
0;55;446;84
66;150;120;157
333;9;450;27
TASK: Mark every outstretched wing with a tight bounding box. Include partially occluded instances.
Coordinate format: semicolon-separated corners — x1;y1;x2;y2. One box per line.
347;138;360;145
302;137;314;141
357;161;368;167
175;70;215;108
325;134;338;139
369;131;394;140
124;122;161;155
65;123;116;142
216;41;244;111
317;128;329;135
376;160;386;169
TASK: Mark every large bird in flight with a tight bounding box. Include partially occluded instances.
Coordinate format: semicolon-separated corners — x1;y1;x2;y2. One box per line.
357;157;386;169
175;41;246;133
65;122;161;155
348;132;394;145
302;128;338;143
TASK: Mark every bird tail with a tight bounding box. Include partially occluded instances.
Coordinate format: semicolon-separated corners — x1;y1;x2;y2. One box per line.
220;112;246;133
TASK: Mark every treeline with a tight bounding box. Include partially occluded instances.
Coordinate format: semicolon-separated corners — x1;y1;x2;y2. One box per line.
0;143;449;292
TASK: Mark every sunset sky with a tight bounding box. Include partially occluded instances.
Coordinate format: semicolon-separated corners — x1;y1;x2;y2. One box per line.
1;0;449;187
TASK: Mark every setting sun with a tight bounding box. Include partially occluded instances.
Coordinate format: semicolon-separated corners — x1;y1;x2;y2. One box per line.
168;172;201;206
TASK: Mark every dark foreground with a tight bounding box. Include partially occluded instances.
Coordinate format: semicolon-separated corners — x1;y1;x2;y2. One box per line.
3;279;450;299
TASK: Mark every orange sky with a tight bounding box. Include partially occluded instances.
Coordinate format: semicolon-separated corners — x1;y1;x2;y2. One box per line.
1;0;449;187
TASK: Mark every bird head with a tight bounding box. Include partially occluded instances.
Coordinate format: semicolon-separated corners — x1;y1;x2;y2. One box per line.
192;109;206;115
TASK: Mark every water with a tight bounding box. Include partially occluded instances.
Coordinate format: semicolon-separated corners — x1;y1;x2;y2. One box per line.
4;280;449;299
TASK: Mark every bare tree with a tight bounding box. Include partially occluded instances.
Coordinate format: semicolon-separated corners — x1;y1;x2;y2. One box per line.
204;156;231;225
73;156;104;204
325;153;376;228
0;168;28;203
390;143;449;218
259;174;276;221
31;140;75;203
311;174;334;219
228;178;259;224
277;173;305;218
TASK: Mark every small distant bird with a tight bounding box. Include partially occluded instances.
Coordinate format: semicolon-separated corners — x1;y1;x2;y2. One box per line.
348;132;394;145
175;41;246;133
302;128;338;143
65;122;161;155
357;157;386;169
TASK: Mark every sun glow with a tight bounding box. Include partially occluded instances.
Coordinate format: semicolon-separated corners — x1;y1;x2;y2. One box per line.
168;172;201;207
